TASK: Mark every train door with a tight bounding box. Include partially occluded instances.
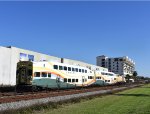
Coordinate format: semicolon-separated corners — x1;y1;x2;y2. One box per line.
16;61;33;85
56;76;60;88
82;76;85;86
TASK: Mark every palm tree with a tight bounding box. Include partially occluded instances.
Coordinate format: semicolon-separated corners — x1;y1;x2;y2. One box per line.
132;71;138;81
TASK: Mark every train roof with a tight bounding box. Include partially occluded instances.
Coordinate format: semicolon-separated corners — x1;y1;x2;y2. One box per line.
33;61;91;70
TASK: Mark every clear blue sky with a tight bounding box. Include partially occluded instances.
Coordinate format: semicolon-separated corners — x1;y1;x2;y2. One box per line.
0;1;150;77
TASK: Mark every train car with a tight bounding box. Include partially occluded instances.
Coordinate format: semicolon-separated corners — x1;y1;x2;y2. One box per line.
32;61;95;89
16;61;125;89
16;61;33;85
94;70;125;86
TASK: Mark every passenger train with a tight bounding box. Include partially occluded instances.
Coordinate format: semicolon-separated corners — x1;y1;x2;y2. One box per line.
16;61;125;89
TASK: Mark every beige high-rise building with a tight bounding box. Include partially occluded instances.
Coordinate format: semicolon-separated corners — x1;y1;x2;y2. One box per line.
96;55;135;76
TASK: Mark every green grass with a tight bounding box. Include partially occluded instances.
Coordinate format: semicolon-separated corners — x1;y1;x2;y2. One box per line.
35;84;150;114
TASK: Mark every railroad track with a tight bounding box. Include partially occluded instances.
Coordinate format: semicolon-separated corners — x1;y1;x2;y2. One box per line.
0;85;117;97
0;84;133;104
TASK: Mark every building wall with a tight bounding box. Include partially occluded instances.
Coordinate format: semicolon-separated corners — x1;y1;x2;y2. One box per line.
0;47;11;86
0;46;61;86
96;55;135;76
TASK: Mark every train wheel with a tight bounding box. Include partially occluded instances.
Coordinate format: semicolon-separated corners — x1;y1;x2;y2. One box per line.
32;85;37;92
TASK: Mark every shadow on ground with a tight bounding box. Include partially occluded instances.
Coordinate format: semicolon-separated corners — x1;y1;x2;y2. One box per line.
114;93;150;97
138;87;150;89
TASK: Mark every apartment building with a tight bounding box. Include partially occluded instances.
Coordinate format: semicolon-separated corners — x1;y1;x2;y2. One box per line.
96;55;135;76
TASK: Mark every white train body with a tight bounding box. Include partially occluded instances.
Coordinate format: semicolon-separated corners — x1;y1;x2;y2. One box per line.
31;61;125;88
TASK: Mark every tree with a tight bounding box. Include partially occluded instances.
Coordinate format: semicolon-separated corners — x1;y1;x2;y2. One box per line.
132;71;138;81
125;74;131;83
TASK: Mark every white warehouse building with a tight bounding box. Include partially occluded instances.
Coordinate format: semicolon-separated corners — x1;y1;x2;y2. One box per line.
0;46;61;86
96;55;135;76
0;46;107;87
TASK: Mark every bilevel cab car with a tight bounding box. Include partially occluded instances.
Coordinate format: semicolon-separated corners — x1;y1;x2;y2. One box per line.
95;71;124;85
16;61;125;89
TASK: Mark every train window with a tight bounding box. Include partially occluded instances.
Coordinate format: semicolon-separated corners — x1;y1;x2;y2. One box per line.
82;69;84;73
105;80;107;82
34;72;40;77
79;69;81;72
64;78;67;82
85;79;87;82
59;66;63;70
101;72;105;75
48;73;51;77
75;68;78;72
42;72;47;77
85;70;87;73
72;79;75;82
100;77;101;79
72;68;75;71
82;79;84;82
68;67;71;71
76;79;78;82
88;76;93;79
64;66;67;71
54;65;58;70
68;79;71;82
108;80;110;82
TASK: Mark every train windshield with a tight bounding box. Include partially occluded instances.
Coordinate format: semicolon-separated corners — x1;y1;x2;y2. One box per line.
34;72;40;77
